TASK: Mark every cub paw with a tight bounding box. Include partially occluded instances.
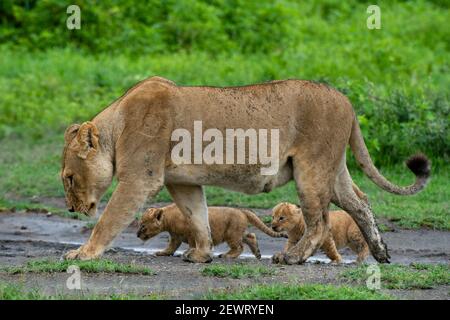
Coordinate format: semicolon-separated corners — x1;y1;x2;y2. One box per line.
271;252;284;264
155;251;173;256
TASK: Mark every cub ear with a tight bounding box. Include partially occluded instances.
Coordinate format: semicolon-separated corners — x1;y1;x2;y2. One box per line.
64;124;80;143
76;121;99;159
155;209;163;221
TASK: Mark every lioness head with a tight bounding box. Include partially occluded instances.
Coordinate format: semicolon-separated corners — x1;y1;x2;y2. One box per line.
271;202;303;232
61;122;113;217
137;208;164;241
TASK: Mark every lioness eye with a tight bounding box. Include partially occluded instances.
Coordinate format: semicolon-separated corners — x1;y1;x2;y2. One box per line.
66;175;74;187
279;216;284;221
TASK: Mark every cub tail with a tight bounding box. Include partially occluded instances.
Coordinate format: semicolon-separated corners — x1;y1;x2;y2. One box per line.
241;209;288;238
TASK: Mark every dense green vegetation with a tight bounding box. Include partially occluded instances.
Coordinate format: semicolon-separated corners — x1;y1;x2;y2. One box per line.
0;1;448;228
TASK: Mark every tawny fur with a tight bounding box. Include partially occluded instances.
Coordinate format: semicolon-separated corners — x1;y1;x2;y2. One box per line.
271;202;369;264
137;204;285;259
60;76;429;264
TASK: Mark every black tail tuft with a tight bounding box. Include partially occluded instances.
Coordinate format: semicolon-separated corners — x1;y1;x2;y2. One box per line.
406;153;431;178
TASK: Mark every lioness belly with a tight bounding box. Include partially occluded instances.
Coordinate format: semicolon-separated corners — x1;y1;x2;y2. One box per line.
165;160;293;194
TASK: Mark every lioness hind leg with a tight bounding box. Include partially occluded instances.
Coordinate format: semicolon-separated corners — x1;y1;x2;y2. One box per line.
332;166;390;263
243;232;261;259
280;157;334;265
166;184;213;263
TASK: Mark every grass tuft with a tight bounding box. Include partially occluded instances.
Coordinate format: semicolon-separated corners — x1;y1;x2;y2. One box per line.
201;264;275;279
2;259;154;275
341;263;450;290
204;283;393;300
0;283;162;300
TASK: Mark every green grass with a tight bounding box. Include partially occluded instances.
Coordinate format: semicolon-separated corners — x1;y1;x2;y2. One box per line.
204;283;393;300
201;264;275;279
0;283;162;300
261;215;273;224
2;259;154;275
341;263;450;289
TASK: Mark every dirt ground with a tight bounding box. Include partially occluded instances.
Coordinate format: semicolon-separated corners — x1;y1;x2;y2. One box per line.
0;208;449;299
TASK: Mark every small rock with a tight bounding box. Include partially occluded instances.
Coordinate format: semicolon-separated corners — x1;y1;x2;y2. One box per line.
46;212;53;217
20;226;27;230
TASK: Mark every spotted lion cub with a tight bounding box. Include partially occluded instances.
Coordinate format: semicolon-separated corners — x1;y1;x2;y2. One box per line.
271;203;369;264
137;204;286;259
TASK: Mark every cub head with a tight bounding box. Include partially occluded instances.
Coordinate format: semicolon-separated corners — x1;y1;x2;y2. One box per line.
137;208;164;241
61;122;113;217
271;202;303;232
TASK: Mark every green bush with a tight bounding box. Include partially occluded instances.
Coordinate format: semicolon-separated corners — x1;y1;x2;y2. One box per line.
0;0;304;54
0;0;448;165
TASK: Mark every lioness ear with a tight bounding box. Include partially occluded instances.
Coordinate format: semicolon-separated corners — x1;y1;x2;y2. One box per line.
64;124;80;143
76;121;99;159
155;209;163;221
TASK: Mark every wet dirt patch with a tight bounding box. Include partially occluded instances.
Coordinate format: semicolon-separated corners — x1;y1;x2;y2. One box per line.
0;210;448;299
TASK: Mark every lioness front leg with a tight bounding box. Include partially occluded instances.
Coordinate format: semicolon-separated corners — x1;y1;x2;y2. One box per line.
166;184;213;263
65;181;162;260
155;236;182;256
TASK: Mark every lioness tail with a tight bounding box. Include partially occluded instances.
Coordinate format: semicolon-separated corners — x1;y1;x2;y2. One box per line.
349;115;430;195
241;209;287;238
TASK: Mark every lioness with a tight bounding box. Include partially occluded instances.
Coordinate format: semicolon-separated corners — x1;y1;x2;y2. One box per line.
61;76;430;264
137;204;286;259
271;203;369;264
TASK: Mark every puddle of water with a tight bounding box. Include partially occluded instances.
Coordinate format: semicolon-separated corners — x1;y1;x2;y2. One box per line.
115;245;355;264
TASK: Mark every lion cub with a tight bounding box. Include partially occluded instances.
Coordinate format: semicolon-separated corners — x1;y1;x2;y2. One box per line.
271;203;369;264
137;204;286;259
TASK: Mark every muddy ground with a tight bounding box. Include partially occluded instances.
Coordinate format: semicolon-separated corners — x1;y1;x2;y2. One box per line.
0;207;449;299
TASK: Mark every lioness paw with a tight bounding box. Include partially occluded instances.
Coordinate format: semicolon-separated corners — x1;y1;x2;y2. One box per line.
282;252;305;265
64;246;100;261
182;249;213;263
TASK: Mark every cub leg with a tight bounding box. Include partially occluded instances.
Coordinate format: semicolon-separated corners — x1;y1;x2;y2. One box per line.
355;245;370;264
166;184;213;263
219;239;244;259
243;232;261;259
347;223;370;264
155;236;182;256
321;235;343;263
